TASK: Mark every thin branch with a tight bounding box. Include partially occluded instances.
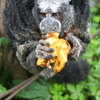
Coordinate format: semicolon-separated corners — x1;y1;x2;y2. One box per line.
0;76;32;99
0;71;41;99
92;29;100;39
5;74;40;100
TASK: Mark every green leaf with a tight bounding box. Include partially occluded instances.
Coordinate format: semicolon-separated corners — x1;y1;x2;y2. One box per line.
50;88;58;95
13;80;51;99
76;84;84;92
0;37;10;46
90;27;98;34
95;48;100;55
0;71;10;85
97;3;100;8
89;84;97;96
13;79;23;85
93;16;100;23
53;84;62;91
90;39;98;45
93;70;100;78
95;63;100;69
59;95;67;100
96;90;100;96
0;84;7;95
70;93;78;100
67;84;76;93
78;93;85;100
88;75;97;82
90;7;98;13
96;96;100;100
52;95;60;100
63;94;69;100
61;83;66;91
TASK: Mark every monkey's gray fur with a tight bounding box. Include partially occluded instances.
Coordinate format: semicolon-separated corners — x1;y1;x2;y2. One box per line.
3;0;91;82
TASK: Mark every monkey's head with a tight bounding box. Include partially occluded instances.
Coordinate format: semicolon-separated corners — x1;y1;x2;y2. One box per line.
32;0;74;37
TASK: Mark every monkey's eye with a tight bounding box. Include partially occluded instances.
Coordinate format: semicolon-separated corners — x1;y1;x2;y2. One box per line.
40;13;46;17
52;13;58;17
52;13;60;20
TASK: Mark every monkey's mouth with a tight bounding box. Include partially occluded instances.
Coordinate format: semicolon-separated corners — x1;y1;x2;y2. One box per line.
41;30;60;34
40;26;61;35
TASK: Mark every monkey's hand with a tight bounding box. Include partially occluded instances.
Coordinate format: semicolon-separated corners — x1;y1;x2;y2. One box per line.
16;41;41;74
36;35;54;60
65;33;82;60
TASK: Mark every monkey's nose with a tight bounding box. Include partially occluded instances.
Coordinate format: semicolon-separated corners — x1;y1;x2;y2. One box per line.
51;26;57;31
54;26;57;30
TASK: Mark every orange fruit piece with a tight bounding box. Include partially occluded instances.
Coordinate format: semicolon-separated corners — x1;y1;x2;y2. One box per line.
37;32;71;74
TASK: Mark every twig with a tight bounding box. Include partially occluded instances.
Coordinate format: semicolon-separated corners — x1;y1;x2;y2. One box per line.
0;75;33;99
0;72;40;99
92;29;100;39
5;74;40;100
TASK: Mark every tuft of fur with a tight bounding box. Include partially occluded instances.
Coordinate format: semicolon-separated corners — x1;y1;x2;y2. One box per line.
52;60;89;83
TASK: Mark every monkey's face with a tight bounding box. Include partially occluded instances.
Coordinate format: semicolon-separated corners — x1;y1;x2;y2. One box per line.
32;0;74;36
38;1;63;34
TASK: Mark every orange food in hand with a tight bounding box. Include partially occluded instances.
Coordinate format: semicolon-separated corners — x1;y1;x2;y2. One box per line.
37;32;71;74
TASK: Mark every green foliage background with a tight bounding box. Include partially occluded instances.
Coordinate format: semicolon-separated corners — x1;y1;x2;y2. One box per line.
0;1;100;100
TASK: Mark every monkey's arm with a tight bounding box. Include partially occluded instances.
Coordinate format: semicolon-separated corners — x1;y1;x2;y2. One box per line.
64;0;92;60
65;21;92;60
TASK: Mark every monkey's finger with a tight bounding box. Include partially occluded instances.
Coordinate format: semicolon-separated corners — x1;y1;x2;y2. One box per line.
72;50;80;58
17;41;38;56
39;45;54;52
65;33;81;55
65;33;81;60
70;42;81;60
70;43;79;55
71;49;79;60
36;43;54;52
41;35;48;39
36;50;53;60
65;33;73;41
64;30;68;35
39;40;50;47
